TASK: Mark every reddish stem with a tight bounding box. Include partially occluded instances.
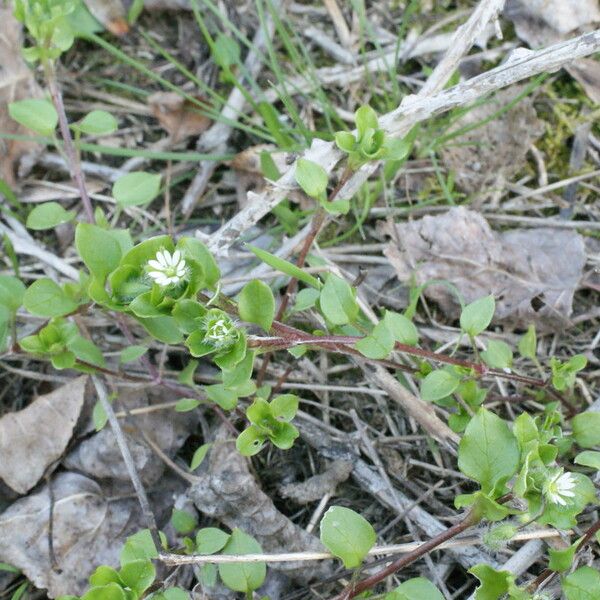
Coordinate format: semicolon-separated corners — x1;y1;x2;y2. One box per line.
335;509;480;599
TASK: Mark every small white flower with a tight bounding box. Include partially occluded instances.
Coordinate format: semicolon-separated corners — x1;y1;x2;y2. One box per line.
544;470;576;506
206;318;231;343
147;249;187;287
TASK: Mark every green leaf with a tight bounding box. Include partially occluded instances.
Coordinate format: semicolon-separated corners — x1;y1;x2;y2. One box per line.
89;566;122;587
238;279;275;332
572;412;600;448
319;274;358;326
319;506;376;569
469;564;512;600
175;398;200;412
213;32;240;69
247;244;321;290
295;158;328;199
119;559;155;595
335;131;356;153
270;394;299;421
384;311;419;346
77;110;118;135
355;321;394;359
574;450;600;470
81;583;125;600
236;425;267;456
0;562;20;574
0;275;26;312
204;384;238;410
138;316;183;344
420;369;460;402
120;345;147;364
196;527;230;555
113;172;161;208
458;408;520;497
76;223;122;280
176;238;220;289
385;577;444;600
171;509;197;534
218;529;266;593
271;422;299;449
222;350;254;389
354;105;378;138
23;279;77;317
120;530;158;567
293;287;320;312
548;541;579;572
190;443;211;470
481;340;513;370
9;99;58;136
460;295;495;336
518;325;536;360
563;566;600;600
68;335;106;367
92;399;108;431
26;202;75;230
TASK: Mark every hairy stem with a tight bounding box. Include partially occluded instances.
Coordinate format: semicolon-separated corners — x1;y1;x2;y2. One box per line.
43;59;94;223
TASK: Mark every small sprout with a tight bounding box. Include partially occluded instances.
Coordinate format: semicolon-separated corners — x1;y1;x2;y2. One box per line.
203;310;237;349
147;249;187;287
543;469;576;506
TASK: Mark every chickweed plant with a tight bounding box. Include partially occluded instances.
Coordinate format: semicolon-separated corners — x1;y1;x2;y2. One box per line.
1;1;599;599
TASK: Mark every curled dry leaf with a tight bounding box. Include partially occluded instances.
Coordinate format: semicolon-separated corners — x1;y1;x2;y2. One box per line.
64;387;197;485
441;86;543;195
279;459;352;504
0;376;88;495
0;472;173;597
148;92;212;143
504;0;600;103
83;0;129;35
0;8;44;185
382;207;585;331
189;426;332;582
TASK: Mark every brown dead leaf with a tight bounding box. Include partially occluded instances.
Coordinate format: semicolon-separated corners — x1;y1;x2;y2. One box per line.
83;0;129;35
279;459;352;504
0;9;43;185
504;0;600;103
441;86;543;195
64;387;197;486
189;426;332;582
148;92;212;143
0;471;180;597
0;376;88;495
382;207;585;331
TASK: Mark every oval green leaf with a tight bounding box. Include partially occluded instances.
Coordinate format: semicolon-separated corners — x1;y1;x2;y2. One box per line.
238;279;275;332
26;202;75;230
113;172;161;207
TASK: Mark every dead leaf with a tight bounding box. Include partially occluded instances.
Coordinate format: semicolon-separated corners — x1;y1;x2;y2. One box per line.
382;207;585;331
441;86;543;195
0;471;180;597
148;92;212;143
83;0;129;35
0;9;43;185
189;427;332;582
279;460;352;504
64;387;197;486
504;0;600;103
505;0;600;38
0;376;88;494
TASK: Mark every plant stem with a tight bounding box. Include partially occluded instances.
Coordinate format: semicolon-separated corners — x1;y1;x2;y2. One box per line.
43;59;95;223
334;509;480;599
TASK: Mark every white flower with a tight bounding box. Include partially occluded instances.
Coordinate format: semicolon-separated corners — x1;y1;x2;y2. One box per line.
147;249;187;287
206;318;232;343
544;470;576;506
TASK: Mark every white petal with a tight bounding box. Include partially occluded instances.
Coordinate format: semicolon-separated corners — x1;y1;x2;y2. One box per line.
560;489;576;498
148;259;164;271
172;250;181;265
169;276;180;284
148;271;164;280
157;251;169;267
155;276;170;286
176;267;186;277
554;495;566;506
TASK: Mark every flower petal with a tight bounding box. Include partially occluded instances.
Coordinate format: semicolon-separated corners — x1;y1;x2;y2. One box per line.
148;260;164;271
172;250;181;265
